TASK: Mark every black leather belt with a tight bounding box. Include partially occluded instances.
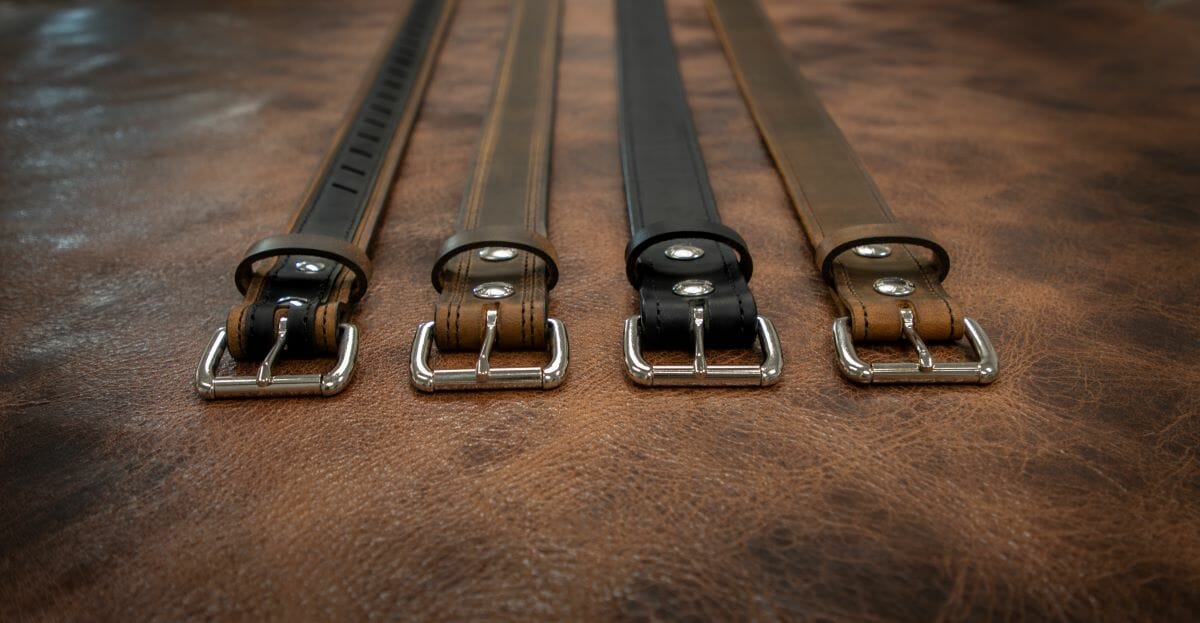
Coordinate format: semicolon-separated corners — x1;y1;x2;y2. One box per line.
195;0;457;399
616;0;781;387
410;0;567;391
706;0;997;384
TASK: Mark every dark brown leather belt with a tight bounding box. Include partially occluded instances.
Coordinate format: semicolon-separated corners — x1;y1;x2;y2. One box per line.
195;0;457;399
706;0;997;384
616;0;781;387
410;0;567;392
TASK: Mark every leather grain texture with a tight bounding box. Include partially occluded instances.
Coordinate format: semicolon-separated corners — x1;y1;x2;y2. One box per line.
1;0;1198;620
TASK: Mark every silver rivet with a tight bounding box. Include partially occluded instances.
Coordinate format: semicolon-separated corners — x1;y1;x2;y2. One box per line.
277;296;308;307
664;244;705;261
294;260;326;273
478;247;518;262
873;277;915;297
853;244;892;258
672;279;715;297
472;282;515;299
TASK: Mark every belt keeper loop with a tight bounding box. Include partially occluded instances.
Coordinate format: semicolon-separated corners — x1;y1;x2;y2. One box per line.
813;223;951;285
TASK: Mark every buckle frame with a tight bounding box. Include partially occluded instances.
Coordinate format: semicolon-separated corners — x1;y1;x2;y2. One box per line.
833;307;998;384
409;309;568;392
623;305;782;387
195;316;358;399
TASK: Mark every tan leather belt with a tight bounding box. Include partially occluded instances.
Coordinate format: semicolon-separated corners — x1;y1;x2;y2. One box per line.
194;0;457;399
706;0;997;385
410;0;567;392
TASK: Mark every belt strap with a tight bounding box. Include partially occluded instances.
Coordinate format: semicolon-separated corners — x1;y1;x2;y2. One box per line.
617;0;757;350
706;0;957;343
706;0;997;384
410;0;568;392
616;0;780;387
196;0;457;398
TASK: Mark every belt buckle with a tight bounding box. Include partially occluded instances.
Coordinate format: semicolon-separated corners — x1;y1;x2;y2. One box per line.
624;304;782;387
195;316;358;399
409;309;568;392
833;307;998;384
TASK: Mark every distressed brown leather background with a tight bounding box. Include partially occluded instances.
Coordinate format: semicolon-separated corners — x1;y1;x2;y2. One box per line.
2;0;1198;620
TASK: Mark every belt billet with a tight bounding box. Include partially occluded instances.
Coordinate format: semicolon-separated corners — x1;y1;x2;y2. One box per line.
616;0;782;388
706;0;997;384
410;0;567;392
195;0;458;399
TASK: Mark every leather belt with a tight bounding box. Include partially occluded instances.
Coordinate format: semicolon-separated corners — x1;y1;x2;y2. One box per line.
410;0;567;392
195;0;457;399
616;0;781;388
706;0;997;384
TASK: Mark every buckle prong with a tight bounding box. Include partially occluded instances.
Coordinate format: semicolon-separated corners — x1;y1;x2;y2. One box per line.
624;312;782;387
257;315;290;387
833;309;998;384
899;307;934;372
410;312;569;392
194;319;358;399
690;304;708;378
474;309;499;381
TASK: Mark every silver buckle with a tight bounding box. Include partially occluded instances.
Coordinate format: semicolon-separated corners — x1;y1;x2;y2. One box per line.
624;305;782;387
195;316;358;399
833;307;998;384
409;309;568;391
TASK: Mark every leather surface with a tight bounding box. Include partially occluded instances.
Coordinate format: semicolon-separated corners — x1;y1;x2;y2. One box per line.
433;0;558;352
617;0;758;350
2;0;1199;620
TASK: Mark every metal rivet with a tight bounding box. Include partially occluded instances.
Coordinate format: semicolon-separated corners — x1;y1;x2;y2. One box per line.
277;296;308;307
853;244;892;258
664;244;705;261
478;247;518;262
672;279;715;297
294;260;326;273
873;277;915;297
472;282;515;299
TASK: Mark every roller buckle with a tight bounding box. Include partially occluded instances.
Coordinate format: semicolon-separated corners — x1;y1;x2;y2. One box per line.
624;304;782;387
410;309;568;391
834;307;997;384
195;316;358;399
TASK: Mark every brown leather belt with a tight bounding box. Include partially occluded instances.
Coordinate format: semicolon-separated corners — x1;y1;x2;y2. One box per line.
410;0;567;392
706;0;998;384
195;0;457;399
